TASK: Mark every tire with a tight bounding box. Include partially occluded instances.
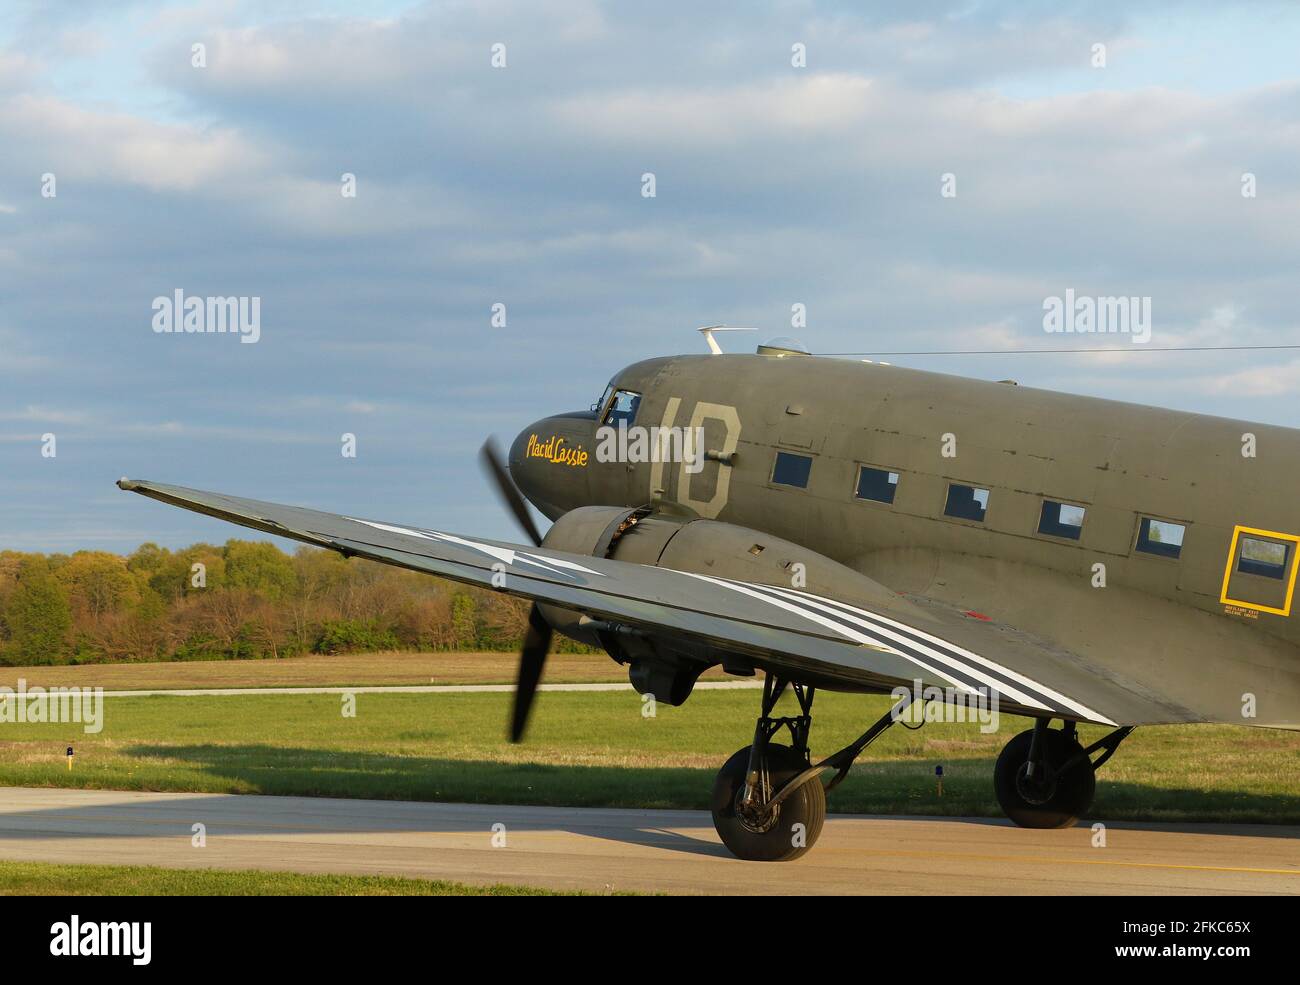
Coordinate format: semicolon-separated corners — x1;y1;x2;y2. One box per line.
994;727;1096;829
711;743;826;861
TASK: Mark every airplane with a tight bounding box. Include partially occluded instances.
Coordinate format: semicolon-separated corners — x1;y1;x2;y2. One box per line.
117;331;1300;861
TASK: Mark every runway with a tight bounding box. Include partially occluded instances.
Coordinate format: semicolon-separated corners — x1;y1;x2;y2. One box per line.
1;787;1296;894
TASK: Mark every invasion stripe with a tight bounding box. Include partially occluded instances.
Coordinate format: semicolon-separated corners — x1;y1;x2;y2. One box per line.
747;583;1047;710
755;584;1054;711
677;572;976;693
781;585;1117;726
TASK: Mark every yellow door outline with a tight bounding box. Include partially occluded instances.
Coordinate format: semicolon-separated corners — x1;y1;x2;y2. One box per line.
1219;524;1300;616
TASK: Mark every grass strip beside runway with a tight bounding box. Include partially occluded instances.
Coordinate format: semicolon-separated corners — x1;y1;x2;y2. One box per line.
0;689;1296;822
0;860;581;895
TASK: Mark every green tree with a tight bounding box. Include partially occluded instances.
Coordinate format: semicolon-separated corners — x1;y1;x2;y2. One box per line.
126;542;170;577
450;592;478;649
2;558;72;664
172;544;226;597
223;540;297;600
58;551;138;620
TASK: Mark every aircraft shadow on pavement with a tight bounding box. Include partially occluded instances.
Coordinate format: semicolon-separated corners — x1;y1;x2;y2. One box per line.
1;744;1294;852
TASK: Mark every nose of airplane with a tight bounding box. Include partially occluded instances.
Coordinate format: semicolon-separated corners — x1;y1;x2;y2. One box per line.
508;413;595;521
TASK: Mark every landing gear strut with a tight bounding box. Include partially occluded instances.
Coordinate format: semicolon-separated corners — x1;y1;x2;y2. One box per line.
713;678;1136;857
993;718;1134;828
711;674;900;861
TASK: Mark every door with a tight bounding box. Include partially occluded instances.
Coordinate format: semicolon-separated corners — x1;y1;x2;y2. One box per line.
1220;525;1300;616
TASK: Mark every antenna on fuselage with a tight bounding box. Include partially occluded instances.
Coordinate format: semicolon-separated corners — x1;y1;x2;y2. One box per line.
697;325;758;355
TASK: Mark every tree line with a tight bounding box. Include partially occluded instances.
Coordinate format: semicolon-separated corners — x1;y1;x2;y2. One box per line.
0;541;590;666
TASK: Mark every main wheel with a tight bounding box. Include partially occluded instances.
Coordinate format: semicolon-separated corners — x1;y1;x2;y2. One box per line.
711;743;825;861
994;727;1095;829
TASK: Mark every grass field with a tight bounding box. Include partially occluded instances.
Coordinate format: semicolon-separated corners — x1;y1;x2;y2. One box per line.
1;686;1297;822
0;651;663;690
0;860;579;895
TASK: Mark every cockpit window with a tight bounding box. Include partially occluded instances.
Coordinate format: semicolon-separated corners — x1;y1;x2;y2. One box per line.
592;383;616;415
603;389;642;426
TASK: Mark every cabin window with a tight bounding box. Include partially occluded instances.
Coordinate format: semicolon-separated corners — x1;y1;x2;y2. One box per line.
1136;517;1184;559
772;451;813;488
855;465;899;504
944;483;989;522
602;389;641;427
1038;500;1085;540
1238;536;1288;580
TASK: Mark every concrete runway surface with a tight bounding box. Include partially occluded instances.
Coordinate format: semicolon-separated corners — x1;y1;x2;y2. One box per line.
0;787;1296;895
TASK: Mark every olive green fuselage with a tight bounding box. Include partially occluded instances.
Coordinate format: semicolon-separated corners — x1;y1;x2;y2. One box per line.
510;354;1300;728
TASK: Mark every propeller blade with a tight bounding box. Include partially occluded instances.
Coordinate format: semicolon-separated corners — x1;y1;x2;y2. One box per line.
479;437;543;547
511;603;553;742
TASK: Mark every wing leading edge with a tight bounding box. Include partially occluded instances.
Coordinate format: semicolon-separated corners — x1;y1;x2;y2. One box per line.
117;478;1169;725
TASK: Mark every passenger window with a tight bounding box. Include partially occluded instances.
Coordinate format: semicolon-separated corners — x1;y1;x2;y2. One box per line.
1038;500;1085;540
1238;536;1288;579
602;389;641;427
772;451;812;488
855;466;899;504
1136;517;1184;559
944;483;988;522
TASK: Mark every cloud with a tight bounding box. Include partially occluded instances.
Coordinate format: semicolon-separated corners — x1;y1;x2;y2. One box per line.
1201;359;1300;398
552;73;878;144
4;1;1300;551
0;93;272;192
0;405;89;425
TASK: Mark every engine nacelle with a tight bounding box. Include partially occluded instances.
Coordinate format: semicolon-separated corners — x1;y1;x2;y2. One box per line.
535;506;646;650
537;506;907;703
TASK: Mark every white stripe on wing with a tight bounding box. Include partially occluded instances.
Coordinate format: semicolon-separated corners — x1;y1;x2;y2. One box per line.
679;572;977;693
781;585;1118;726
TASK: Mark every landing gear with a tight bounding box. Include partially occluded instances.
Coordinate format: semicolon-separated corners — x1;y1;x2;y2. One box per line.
994;718;1134;828
994;722;1094;828
712;679;1137;858
712;743;825;861
710;674;899;861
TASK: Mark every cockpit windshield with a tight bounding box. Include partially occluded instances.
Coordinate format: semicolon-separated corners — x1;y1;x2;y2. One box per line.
592;382;615;415
603;389;642;427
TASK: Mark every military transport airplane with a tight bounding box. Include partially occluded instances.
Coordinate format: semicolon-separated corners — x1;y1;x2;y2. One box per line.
118;334;1300;861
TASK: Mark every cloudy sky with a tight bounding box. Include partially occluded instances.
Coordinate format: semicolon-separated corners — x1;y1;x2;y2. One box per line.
2;0;1298;553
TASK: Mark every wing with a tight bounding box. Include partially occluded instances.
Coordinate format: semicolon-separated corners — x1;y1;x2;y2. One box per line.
118;479;1170;726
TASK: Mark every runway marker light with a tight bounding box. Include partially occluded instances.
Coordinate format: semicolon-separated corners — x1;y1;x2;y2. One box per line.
935;764;943;797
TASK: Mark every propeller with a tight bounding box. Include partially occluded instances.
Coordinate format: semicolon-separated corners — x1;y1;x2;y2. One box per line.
479;436;543;547
479;437;552;741
512;604;553;742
